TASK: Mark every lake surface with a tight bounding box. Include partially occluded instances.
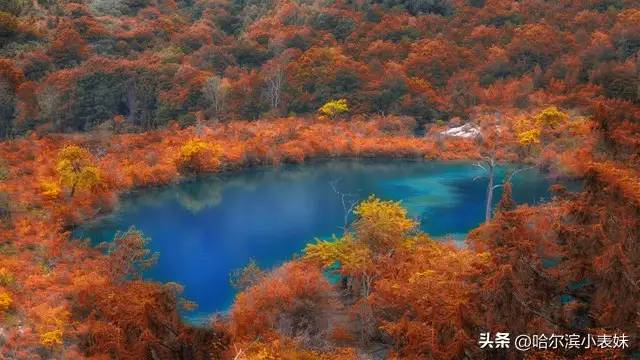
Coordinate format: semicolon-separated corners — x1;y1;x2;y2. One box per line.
74;159;568;323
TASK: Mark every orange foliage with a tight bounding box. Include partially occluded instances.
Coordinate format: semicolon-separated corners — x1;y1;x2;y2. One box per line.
0;115;496;356
230;261;336;342
372;242;491;359
1;0;640;357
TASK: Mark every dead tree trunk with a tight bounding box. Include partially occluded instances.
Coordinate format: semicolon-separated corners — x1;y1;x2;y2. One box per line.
475;156;497;223
475;158;532;223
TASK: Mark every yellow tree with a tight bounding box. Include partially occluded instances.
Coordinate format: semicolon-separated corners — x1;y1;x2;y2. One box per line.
318;99;349;120
56;145;101;198
0;287;12;313
305;195;417;338
533;105;568;129
351;195;416;253
517;128;541;146
305;196;416;269
516;106;569;148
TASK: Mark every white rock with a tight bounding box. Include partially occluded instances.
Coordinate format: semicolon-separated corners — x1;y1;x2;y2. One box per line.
440;123;480;138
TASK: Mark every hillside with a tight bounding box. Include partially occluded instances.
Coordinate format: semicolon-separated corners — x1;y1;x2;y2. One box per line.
0;0;638;134
0;0;640;359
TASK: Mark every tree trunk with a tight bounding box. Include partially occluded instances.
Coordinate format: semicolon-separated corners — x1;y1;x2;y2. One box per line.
484;160;495;223
70;179;77;198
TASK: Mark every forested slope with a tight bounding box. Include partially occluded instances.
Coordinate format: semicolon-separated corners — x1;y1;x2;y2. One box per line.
0;0;639;136
0;0;640;359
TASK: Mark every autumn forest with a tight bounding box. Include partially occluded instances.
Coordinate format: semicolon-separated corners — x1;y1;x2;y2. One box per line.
0;0;639;358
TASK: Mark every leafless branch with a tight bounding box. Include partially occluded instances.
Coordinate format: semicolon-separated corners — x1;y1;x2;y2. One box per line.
505;166;534;182
330;179;359;232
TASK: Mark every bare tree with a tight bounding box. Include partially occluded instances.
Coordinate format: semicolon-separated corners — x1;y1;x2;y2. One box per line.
474;156;532;222
202;76;229;120
263;52;290;113
265;64;284;111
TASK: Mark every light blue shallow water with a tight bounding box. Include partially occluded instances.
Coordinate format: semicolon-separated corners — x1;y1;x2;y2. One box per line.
74;159;570;323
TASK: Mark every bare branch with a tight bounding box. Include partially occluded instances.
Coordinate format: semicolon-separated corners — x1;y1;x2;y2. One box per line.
474;162;488;172
330;179;359;232
505;166;534;182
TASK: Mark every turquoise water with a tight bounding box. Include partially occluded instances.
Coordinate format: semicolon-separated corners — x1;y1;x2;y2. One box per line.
74;159;569;323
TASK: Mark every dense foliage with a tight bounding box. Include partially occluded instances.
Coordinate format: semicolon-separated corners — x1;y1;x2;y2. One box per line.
0;0;638;136
0;0;639;358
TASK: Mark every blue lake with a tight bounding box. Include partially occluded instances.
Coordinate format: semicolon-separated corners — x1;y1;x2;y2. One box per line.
74;159;568;323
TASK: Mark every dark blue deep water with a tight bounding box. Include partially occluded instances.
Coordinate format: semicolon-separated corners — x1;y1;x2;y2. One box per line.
74;159;567;323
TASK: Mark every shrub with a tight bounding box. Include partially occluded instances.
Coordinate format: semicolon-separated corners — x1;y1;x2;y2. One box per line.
230;261;336;343
176;139;223;174
318;99;349;120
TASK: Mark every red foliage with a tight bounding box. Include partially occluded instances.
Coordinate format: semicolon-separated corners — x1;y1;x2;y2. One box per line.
48;26;90;65
1;0;640;357
405;38;471;87
0;59;24;89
